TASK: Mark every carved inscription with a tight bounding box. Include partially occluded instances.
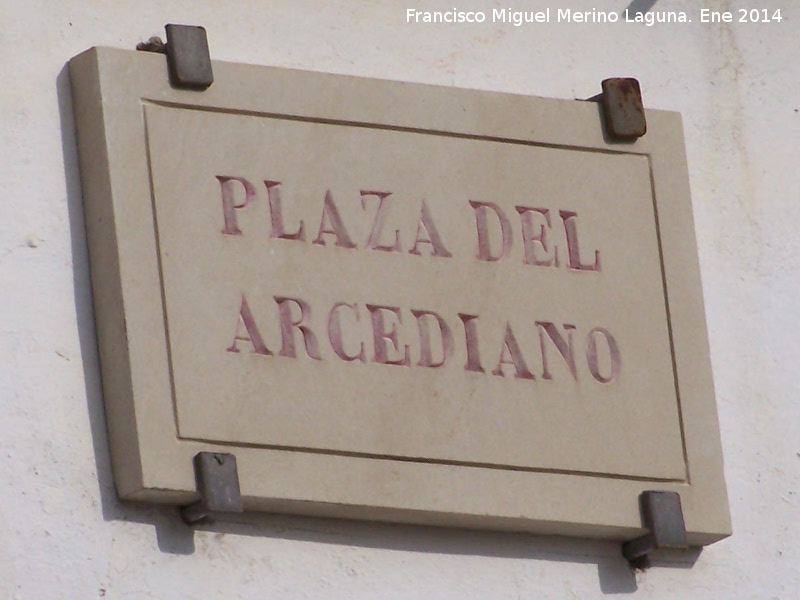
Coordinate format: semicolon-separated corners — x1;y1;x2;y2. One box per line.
228;295;619;383
217;177;601;267
217;177;620;385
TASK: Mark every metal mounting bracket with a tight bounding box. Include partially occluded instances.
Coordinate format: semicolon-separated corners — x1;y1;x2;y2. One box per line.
585;77;647;139
600;77;647;139
136;24;213;90
181;452;243;524
622;491;689;568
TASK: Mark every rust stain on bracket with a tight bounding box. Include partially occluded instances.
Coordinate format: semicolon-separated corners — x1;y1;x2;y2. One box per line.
601;78;647;139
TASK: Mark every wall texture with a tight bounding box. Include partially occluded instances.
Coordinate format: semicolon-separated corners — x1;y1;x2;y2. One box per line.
2;0;798;597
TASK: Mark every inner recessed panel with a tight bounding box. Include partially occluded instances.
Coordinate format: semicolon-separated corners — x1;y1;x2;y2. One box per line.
144;102;685;481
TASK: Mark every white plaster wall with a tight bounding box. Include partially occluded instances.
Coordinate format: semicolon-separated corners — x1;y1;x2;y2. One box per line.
1;0;798;597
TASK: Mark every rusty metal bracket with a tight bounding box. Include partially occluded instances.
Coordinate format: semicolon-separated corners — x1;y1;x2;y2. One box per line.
622;491;689;568
596;77;647;139
181;452;243;525
136;24;213;90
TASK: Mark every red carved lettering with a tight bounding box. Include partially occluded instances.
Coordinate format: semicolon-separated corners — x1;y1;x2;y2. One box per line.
470;200;512;262
227;295;271;355
265;181;305;241
226;291;623;385
560;210;600;271
411;309;453;368
361;190;401;252
516;206;557;267
586;327;620;383
491;323;535;380
458;313;484;373
366;305;410;366
536;322;577;380
217;176;257;235
409;200;452;258
313;190;356;249
328;302;365;362
274;297;322;360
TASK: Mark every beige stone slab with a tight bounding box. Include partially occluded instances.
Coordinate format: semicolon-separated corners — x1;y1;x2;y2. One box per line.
69;46;731;544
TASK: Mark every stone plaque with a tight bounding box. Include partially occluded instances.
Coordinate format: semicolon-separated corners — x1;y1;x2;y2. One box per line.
70;47;730;545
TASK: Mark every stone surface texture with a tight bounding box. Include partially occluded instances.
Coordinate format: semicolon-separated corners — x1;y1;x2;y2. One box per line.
1;0;798;597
